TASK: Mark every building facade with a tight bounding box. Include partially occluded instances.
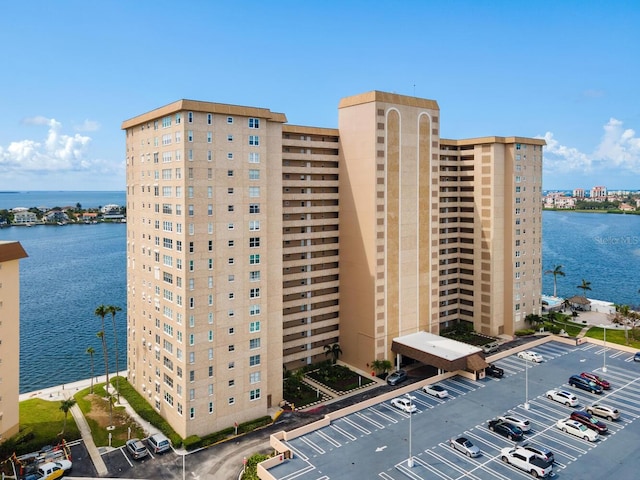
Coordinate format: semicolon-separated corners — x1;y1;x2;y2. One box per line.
123;91;544;438
0;241;28;441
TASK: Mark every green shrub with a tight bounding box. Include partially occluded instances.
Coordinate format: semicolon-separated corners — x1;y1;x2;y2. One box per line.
115;378;182;447
514;329;536;336
242;453;271;480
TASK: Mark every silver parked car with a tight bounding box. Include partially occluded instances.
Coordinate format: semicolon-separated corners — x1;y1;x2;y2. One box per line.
449;436;481;457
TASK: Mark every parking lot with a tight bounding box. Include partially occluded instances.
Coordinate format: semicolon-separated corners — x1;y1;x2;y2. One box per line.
267;340;640;479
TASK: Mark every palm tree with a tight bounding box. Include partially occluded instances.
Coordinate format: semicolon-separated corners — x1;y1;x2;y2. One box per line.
544;265;565;298
577;279;592;298
95;305;110;389
59;398;77;435
323;343;343;365
86;346;96;394
107;305;122;401
96;331;108;391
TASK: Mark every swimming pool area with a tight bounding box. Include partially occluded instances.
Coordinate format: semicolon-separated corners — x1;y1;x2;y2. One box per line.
542;294;563;309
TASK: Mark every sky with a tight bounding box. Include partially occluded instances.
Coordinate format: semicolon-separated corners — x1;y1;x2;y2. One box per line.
1;0;639;191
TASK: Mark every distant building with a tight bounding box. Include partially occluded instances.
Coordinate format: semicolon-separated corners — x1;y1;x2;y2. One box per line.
544;192;575;209
572;188;585;198
100;204;122;214
619;203;635;212
0;241;28;441
12;211;37;224
43;210;69;223
590;185;607;199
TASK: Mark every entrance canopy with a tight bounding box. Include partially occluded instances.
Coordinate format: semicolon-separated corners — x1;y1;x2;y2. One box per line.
391;331;488;372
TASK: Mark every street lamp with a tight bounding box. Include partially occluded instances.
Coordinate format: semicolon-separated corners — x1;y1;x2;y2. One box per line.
405;394;414;468
523;356;530;410
601;324;607;373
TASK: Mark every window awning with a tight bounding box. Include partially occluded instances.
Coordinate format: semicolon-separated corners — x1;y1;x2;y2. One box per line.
391;331;488;372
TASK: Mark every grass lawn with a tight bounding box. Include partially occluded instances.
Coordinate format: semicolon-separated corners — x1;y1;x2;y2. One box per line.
74;380;146;448
17;398;81;454
283;381;324;408
584;326;640;350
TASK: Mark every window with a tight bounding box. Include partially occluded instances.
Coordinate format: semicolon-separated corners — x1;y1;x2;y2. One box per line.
249;169;260;180
249;220;260;231
228;379;235;387
228;345;235;352
188;112;193;123
249;186;260;198
249;338;261;349
227;134;233;142
208;204;213;216
250;304;261;316
207;113;212;125
250;288;260;298
208;366;214;377
249;372;261;384
249;135;259;146
249;321;261;332
250;389;261;401
207;132;212;143
249;354;261;366
229;362;235;369
249;271;261;282
189;370;195;382
208;402;214;414
187;130;193;142
228;258;235;265
249;152;260;164
228;397;235;405
249;203;260;214
248;118;260;129
227;169;234;177
227;152;233;159
189;407;195;419
227;116;233;124
228;188;234;195
249;254;260;265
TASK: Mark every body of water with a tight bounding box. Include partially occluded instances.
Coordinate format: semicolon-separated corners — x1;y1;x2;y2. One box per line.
542;210;640;307
0;190;125;211
1;220;126;393
2;192;640;393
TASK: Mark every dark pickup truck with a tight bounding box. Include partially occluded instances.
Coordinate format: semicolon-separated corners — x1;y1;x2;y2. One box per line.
486;363;504;378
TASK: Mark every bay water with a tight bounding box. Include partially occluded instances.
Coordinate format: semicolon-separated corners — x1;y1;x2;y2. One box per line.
2;191;640;392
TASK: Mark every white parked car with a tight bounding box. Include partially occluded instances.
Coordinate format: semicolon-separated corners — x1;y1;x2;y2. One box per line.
498;414;531;432
556;418;599;442
586;403;621;421
390;397;417;413
423;384;449;398
517;350;543;362
546;389;579;407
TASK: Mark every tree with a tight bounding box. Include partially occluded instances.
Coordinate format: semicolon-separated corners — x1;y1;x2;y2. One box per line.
86;346;96;394
59;398;77;435
95;305;110;389
371;359;392;376
577;279;592;297
610;304;640;343
544;265;565;298
526;313;544;326
323;343;343;365
107;305;122;401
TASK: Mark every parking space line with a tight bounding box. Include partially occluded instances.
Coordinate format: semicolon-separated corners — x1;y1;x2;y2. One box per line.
119;447;133;467
300;436;325;455
355;411;385;429
378;472;395;480
279;462;315;480
465;429;509;452
330;423;357;441
339;416;371;435
284;443;309;461
410;455;452;480
395;459;429;480
315;429;341;448
370;405;401;423
424;450;480;480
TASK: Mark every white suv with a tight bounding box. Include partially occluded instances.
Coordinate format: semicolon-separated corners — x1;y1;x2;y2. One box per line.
546;389;578;407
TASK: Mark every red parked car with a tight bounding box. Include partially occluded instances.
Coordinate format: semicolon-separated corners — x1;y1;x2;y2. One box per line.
581;372;610;389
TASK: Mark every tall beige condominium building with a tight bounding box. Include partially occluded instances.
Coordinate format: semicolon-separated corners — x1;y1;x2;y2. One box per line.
0;241;28;441
124;91;543;437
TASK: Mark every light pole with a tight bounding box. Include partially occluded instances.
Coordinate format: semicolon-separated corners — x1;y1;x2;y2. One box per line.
524;356;530;410
603;326;607;372
405;394;414;468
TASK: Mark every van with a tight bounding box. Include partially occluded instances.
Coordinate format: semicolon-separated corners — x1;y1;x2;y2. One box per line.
482;341;499;354
147;433;171;454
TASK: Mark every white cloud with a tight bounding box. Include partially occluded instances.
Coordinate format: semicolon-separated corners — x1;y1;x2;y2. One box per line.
0;117;96;172
74;119;101;132
541;117;640;177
